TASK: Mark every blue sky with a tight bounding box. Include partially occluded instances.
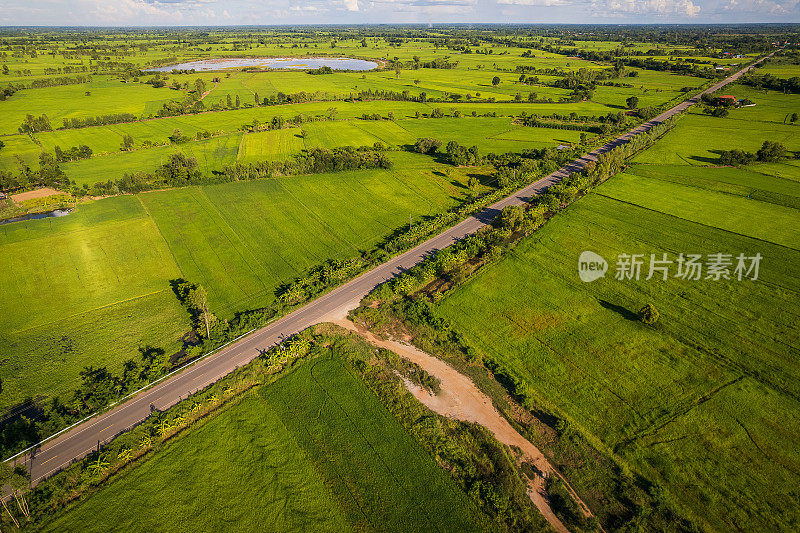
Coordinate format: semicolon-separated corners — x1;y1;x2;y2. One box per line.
0;0;798;26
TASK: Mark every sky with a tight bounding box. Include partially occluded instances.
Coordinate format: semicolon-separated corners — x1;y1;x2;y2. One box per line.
0;0;799;26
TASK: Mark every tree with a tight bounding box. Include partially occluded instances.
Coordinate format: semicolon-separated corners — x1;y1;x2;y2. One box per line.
121;134;134;151
235;95;241;108
492;76;501;87
0;463;30;524
626;96;639;109
414;137;441;154
638;304;660;325
226;94;233;108
182;284;212;337
756;140;787;162
0;464;20;528
395;64;402;79
496;205;523;229
254;92;259;106
791;112;798;124
193;78;206;100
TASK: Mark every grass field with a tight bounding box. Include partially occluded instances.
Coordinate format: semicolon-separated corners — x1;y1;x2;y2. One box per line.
437;167;800;531
138;151;475;316
0;196;188;410
632;112;800;165
42;352;487;532
0;151;475;409
0;77;176;135
62;133;243;186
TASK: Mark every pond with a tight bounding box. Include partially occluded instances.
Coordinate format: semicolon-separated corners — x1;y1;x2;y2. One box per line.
148;57;379;72
0;209;71;226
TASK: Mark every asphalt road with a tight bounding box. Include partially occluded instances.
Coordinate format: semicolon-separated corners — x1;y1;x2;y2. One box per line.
16;51;774;486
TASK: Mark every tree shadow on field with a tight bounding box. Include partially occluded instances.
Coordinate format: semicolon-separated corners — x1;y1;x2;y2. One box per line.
599;300;638;321
689;149;724;165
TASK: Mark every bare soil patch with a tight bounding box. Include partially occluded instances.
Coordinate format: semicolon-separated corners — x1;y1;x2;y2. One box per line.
334;318;598;533
11;188;63;202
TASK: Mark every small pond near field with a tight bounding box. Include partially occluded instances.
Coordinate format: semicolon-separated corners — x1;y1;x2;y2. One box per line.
0;209;71;226
148;57;379;72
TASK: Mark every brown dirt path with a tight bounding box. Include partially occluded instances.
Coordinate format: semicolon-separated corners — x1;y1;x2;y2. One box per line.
334;319;598;533
198;81;218;101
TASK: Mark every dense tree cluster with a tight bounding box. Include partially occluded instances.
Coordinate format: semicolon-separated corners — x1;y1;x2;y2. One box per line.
444;140;481;166
414;137;442;154
60;112;137;129
18;113;52;133
54;144;92;162
719;141;789;165
307;65;334;75
0;152;69;192
223;147;392;181
740;72;800;94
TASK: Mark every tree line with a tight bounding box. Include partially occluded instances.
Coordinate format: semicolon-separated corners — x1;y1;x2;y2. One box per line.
719;140;791;166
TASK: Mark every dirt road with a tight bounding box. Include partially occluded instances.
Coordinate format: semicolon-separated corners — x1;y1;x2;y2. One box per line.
334;319;586;533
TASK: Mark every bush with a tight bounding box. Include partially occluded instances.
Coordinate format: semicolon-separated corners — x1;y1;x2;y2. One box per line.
638;304;660;325
719;149;756;166
756;140;787;162
414;137;441;154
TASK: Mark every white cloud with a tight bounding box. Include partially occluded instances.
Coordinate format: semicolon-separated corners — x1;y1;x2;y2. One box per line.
344;0;360;9
496;0;569;5
721;0;799;14
595;0;702;16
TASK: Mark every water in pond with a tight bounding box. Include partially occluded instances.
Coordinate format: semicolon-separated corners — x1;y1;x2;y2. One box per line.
0;209;71;226
148;57;378;72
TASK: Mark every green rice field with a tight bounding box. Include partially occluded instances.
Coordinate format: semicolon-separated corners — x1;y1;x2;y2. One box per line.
41;351;487;532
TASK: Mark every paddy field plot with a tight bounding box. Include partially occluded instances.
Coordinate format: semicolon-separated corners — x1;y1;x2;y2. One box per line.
755;62;800;78
437;170;800;532
717;85;800;124
42;352;487;533
397;116;585;152
626;162;800;209
0;196;188;411
0;134;41;171
236;128;305;163
0;151;474;409
0;77;175;135
632;112;800;165
138;151;476;317
62;133;243;186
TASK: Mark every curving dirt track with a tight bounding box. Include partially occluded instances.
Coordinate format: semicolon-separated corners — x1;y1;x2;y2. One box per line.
334;319;594;533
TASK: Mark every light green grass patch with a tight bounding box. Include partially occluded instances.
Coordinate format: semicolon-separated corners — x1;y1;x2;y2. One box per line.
437;190;800;532
0;196;187;410
599;172;800;249
237;128;305;162
41;394;352;533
